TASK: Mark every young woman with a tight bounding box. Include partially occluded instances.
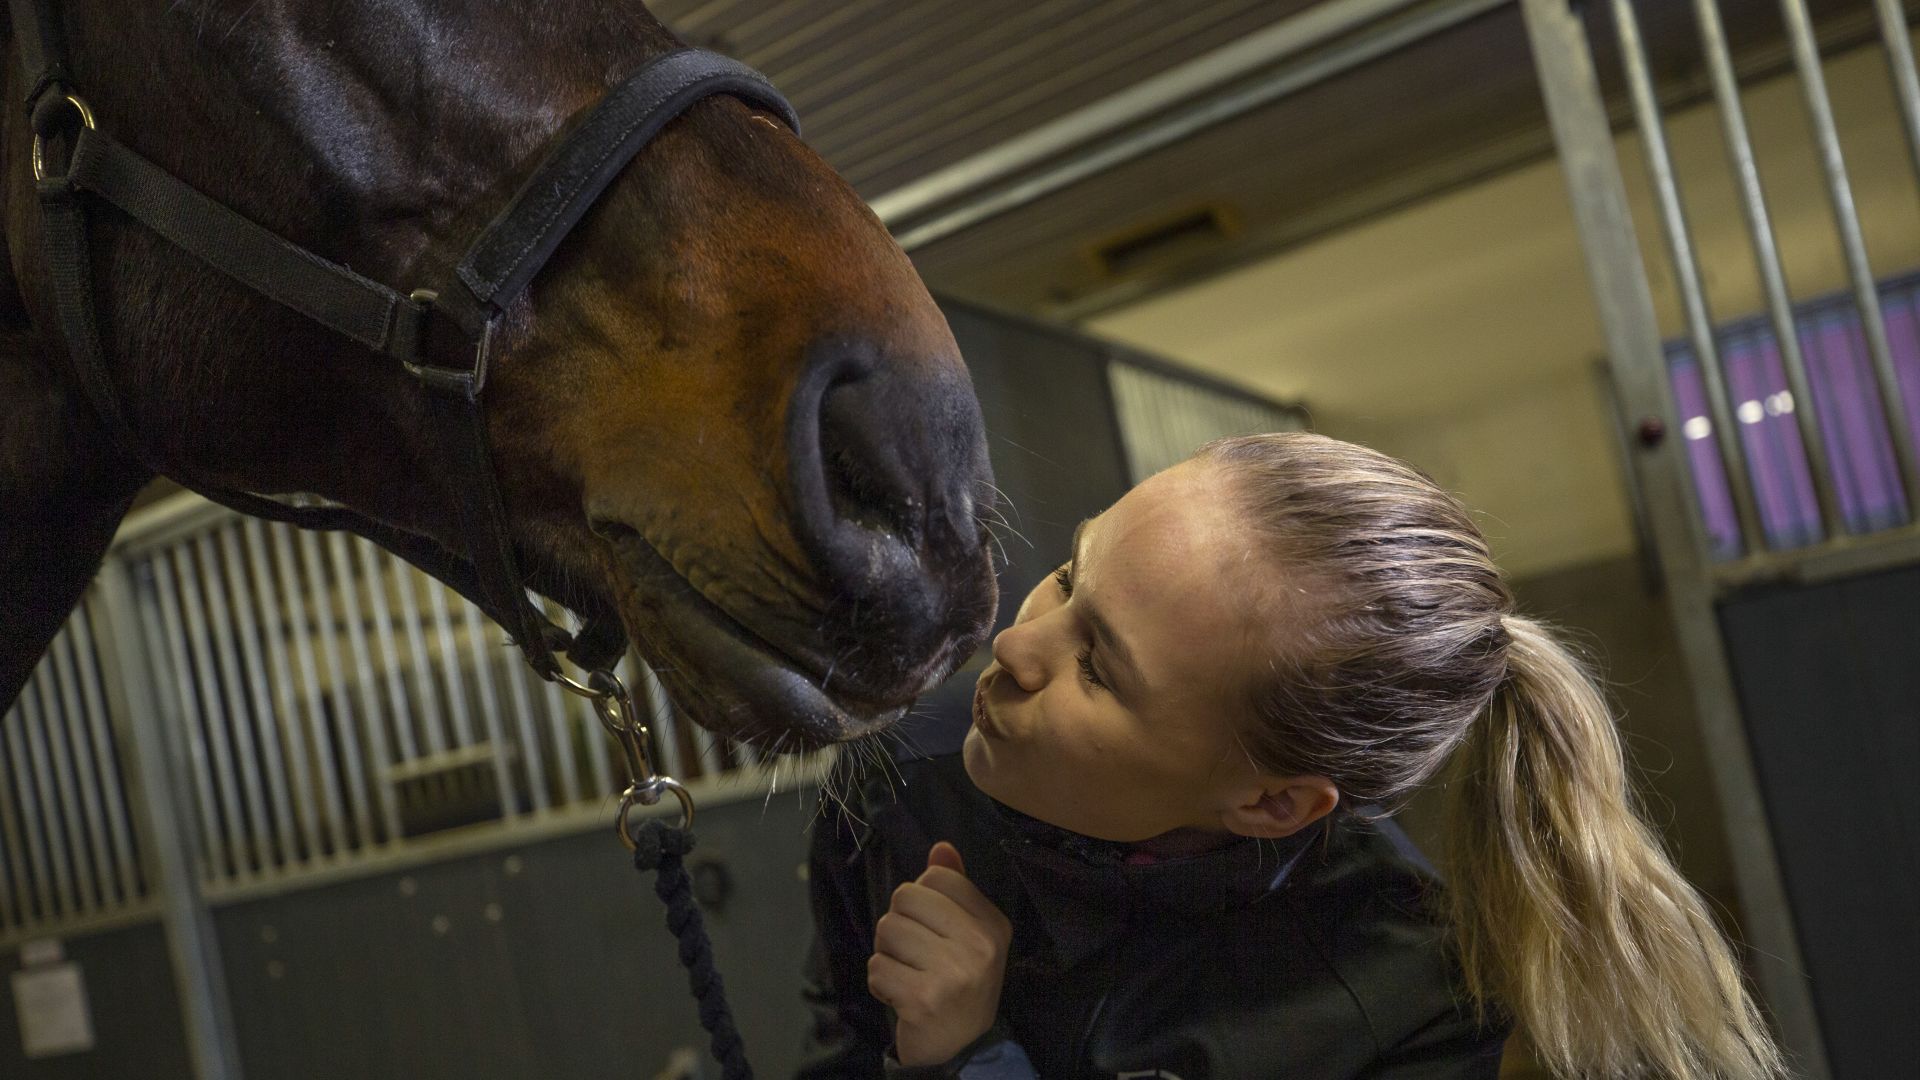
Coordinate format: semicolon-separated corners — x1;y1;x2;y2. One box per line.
798;433;1784;1080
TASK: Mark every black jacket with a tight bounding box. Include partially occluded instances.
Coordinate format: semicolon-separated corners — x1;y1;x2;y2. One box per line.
797;749;1507;1079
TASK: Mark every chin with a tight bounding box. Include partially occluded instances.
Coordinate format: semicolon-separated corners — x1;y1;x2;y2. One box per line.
959;727;993;789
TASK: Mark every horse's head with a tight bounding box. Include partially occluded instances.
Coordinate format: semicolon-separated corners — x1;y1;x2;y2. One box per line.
19;2;997;745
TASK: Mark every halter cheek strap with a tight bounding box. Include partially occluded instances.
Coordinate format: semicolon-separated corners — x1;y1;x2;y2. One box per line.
8;0;798;682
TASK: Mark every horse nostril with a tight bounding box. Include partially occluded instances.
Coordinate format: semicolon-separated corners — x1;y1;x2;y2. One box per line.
820;376;924;546
787;340;991;591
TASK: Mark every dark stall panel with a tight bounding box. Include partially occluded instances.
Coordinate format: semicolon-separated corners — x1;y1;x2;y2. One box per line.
215;793;819;1080
0;922;192;1079
946;299;1137;637
1718;566;1920;1080
899;301;1141;752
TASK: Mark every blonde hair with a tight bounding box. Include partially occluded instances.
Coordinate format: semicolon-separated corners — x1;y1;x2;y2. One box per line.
1202;432;1783;1080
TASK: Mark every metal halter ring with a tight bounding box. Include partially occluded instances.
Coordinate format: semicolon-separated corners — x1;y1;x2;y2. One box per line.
575;668;695;845
31;93;95;182
616;777;695;849
551;666;614;701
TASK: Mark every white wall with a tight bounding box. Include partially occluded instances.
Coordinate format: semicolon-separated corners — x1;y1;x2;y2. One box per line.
1086;35;1920;577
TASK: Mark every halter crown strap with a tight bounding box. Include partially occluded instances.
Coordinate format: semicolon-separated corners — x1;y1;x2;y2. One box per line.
443;48;799;338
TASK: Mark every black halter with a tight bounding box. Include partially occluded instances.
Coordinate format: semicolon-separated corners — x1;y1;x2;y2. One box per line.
6;0;799;682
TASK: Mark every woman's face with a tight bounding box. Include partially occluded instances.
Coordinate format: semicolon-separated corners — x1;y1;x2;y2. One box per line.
964;460;1301;843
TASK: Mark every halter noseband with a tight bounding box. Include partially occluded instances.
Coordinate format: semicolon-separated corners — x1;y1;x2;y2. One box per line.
6;0;799;684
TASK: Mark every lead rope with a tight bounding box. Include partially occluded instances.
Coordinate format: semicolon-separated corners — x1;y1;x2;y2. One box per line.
630;820;753;1080
565;670;754;1080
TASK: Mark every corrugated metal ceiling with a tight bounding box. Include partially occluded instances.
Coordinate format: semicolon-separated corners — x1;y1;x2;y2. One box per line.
650;0;1912;316
650;0;1320;196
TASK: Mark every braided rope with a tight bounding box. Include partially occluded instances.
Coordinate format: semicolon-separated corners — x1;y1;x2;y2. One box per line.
631;819;753;1080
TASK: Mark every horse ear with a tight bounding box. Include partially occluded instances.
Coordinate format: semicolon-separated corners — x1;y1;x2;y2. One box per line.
1221;778;1339;839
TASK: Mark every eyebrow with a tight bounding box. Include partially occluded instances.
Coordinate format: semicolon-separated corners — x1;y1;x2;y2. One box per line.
1070;519;1145;697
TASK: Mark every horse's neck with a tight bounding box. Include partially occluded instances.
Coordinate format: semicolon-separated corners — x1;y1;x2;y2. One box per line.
0;330;150;710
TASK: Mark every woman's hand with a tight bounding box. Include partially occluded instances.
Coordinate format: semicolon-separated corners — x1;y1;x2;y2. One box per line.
867;841;1013;1067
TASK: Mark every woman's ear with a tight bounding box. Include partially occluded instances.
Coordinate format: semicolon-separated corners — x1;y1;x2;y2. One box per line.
1222;777;1339;839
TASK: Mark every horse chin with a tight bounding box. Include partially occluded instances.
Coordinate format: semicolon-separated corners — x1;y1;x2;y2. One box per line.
598;525;935;749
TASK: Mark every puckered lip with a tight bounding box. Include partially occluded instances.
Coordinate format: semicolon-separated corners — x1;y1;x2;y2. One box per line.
971;676;1003;739
596;521;969;749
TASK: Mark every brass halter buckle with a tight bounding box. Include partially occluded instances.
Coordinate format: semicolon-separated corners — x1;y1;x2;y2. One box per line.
576;669;694;846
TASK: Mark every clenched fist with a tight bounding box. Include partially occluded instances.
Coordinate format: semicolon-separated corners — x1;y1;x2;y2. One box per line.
867;841;1013;1067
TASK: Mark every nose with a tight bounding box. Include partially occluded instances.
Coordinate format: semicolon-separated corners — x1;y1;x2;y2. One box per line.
989;620;1048;694
788;336;992;628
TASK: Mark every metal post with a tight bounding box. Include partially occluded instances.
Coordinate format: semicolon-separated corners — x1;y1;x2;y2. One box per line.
1611;0;1767;554
1780;0;1920;513
1875;0;1920;190
93;559;244;1080
1692;0;1846;538
1519;1;1831;1075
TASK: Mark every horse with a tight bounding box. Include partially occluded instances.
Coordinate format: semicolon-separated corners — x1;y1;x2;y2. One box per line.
0;0;999;749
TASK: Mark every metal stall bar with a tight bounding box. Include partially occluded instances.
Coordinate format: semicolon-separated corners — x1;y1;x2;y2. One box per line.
69;603;140;903
173;546;256;880
30;649;98;914
1519;1;1830;1074
641;664;688;781
1692;0;1845;537
457;598;518;820
149;555;232;883
354;538;421;765
546;599;614;795
221;524;300;871
499;632;560;813
425;580;478;749
96;557;244;1080
1780;0;1920;513
16;681;79;916
1877;0;1920;189
296;530;375;849
244;518;325;862
535;659;588;803
389;547;450;756
193;535;273;879
0;711;26;930
2;693;52;922
1612;0;1766;555
269;522;351;855
328;532;403;843
47;625;115;908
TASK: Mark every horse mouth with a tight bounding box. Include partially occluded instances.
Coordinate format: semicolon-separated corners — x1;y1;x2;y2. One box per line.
595;523;957;749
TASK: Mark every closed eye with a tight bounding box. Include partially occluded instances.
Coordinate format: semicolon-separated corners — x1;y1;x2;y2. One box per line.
1053;565;1073;597
1076;649;1107;691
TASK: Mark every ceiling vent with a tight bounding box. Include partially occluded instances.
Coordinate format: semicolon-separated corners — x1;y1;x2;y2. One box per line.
1088;203;1240;279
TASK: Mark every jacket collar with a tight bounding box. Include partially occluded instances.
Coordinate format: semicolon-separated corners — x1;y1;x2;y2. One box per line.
990;800;1324;972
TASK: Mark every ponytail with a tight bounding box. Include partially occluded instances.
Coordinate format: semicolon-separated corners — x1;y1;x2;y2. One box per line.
1202;433;1787;1077
1442;616;1784;1079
